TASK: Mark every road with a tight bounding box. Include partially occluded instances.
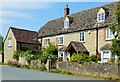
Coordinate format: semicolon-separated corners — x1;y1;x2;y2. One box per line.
1;65;92;80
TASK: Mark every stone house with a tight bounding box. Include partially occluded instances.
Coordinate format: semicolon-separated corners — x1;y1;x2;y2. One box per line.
4;27;40;63
38;2;120;62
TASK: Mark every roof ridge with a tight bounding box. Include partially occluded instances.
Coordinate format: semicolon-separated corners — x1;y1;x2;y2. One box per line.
10;27;37;33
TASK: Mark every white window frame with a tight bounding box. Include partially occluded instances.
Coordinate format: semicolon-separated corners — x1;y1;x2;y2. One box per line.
80;32;85;42
44;38;50;46
106;28;114;40
58;35;63;45
97;13;105;22
101;50;111;63
64;21;69;28
8;38;12;47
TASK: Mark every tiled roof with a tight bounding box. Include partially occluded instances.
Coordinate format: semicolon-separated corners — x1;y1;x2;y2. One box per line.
10;27;40;45
100;44;112;50
38;2;118;38
58;46;67;51
66;41;88;52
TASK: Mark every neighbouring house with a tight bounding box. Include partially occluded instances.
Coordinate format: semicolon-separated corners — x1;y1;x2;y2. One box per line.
4;27;40;63
38;2;120;62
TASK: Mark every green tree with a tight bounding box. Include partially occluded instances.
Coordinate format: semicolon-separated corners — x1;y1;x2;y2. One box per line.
0;35;3;51
109;3;120;57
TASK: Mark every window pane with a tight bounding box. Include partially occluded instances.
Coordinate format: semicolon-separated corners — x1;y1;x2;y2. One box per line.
80;32;84;41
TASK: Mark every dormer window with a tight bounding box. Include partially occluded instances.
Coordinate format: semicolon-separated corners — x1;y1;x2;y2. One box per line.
97;13;105;22
64;16;69;28
97;8;105;22
64;21;69;28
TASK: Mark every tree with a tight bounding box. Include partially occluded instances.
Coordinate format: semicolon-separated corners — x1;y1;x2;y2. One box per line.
0;35;3;51
109;3;120;57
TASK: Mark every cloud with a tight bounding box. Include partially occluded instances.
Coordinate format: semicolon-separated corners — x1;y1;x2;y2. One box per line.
2;2;52;9
0;10;31;18
0;19;13;25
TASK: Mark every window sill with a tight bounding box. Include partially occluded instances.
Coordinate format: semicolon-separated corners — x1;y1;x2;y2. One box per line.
79;41;85;43
57;44;63;46
105;38;113;41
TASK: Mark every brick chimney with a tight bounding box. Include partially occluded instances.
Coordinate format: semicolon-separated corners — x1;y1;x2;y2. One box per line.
64;5;70;17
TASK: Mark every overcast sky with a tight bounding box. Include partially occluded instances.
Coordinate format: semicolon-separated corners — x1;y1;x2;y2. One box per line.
1;0;117;38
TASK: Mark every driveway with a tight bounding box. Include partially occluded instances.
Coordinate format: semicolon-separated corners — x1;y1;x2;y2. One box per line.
1;65;92;80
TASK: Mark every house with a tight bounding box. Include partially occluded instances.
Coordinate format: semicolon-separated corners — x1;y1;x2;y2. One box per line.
38;2;120;62
4;27;40;63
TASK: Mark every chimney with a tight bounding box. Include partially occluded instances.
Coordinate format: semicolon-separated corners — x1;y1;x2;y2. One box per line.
64;5;70;17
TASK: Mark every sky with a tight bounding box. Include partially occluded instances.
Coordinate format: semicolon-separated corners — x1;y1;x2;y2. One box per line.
0;0;117;38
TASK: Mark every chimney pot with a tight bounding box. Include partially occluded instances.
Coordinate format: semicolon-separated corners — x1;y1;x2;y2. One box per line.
64;5;70;17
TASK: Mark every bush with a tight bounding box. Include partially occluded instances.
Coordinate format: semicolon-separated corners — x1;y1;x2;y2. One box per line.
70;53;88;64
87;55;101;62
62;71;73;75
50;69;62;73
21;65;30;69
13;50;23;61
39;64;46;71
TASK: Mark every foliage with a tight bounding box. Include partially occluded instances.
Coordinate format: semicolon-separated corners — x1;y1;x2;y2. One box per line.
70;53;88;64
70;53;100;64
58;57;63;61
50;69;73;75
39;64;46;71
23;50;34;65
109;3;120;57
50;69;62;73
0;35;3;52
21;65;30;69
38;44;58;64
13;50;23;61
87;55;101;62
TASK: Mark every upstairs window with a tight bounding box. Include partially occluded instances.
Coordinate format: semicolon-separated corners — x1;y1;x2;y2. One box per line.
64;21;69;28
97;8;106;22
8;38;12;47
106;28;114;40
80;32;85;42
44;38;50;46
58;36;63;45
97;13;105;22
64;16;69;28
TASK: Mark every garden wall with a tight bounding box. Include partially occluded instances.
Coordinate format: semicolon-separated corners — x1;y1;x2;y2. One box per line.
56;61;120;79
0;52;2;63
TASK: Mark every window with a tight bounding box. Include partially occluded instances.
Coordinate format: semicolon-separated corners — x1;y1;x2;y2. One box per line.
103;51;109;59
64;21;69;28
97;13;105;22
44;38;50;46
58;36;63;45
8;38;12;47
106;28;114;40
80;32;85;42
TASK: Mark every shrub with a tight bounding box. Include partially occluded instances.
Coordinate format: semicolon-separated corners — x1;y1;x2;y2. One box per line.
70;53;88;64
58;57;63;61
62;71;73;75
39;64;46;71
21;65;30;69
87;55;101;62
50;69;62;73
13;50;23;61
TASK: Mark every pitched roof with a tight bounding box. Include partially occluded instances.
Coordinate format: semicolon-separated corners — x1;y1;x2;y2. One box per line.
58;46;67;51
10;27;40;45
38;2;118;38
66;41;88;53
100;44;112;50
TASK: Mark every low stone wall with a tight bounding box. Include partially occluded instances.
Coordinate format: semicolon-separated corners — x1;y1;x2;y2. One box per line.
0;54;2;63
56;61;120;79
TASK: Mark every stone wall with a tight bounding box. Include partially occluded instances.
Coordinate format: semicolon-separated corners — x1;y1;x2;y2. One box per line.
0;53;2;63
56;61;120;78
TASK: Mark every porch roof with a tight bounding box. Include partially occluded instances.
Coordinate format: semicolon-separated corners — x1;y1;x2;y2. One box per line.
66;41;88;53
100;44;112;50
